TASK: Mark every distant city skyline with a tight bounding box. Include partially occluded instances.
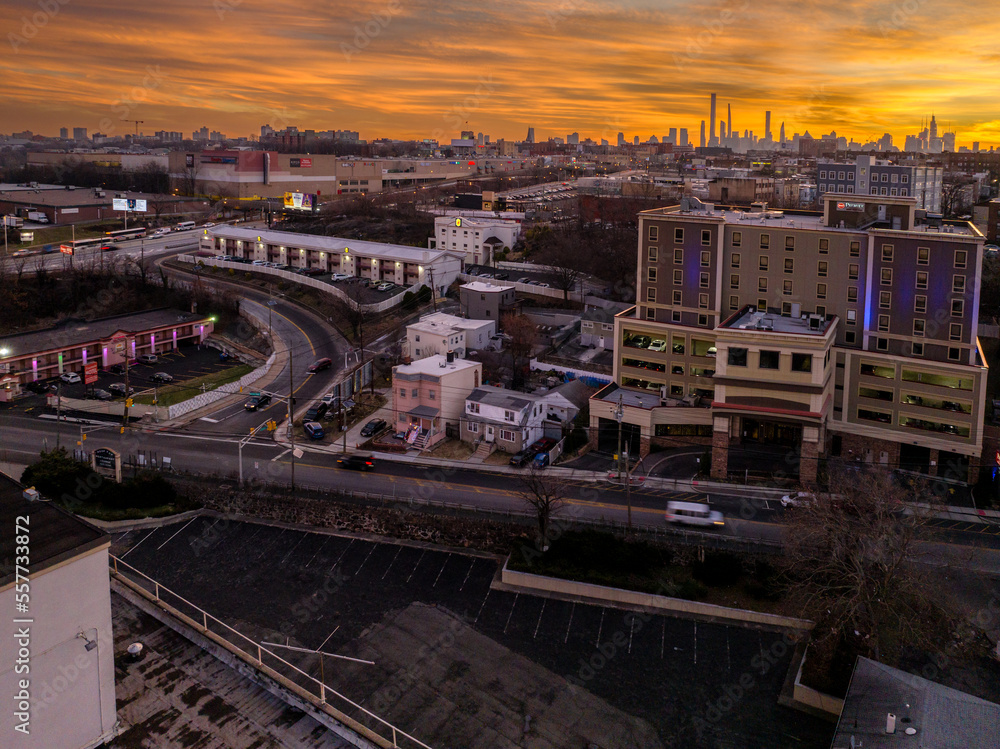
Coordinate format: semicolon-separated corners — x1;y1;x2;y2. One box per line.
3;0;1000;147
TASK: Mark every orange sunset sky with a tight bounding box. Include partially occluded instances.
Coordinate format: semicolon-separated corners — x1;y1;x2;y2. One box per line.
3;0;999;147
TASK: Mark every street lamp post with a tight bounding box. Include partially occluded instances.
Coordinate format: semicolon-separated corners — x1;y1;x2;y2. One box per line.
614;394;633;533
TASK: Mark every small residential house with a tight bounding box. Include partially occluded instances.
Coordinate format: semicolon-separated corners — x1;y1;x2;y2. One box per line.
462;385;579;453
580;307;617;350
460;281;518;322
406;312;496;360
392;354;482;449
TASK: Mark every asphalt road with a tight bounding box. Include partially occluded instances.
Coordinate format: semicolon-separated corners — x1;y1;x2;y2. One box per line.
10;227;206;273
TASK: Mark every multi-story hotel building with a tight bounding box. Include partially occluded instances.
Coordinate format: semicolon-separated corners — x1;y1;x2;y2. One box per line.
589;194;987;484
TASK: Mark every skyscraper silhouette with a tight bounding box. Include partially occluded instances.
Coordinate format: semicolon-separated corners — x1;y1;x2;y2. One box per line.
709;93;717;146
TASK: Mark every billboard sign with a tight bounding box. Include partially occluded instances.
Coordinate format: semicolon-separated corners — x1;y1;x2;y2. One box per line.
59;244;74;255
84;361;98;385
289;158;312;168
113;198;147;212
283;192;315;210
836;201;865;212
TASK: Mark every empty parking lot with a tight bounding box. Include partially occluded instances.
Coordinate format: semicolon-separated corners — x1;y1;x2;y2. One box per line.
111;516;833;748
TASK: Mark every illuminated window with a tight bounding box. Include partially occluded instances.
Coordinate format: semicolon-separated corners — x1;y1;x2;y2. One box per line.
760;234;770;249
731;253;740;268
916;271;928;289
648;246;658;262
648;225;659;241
881;244;894;262
849;263;858;280
701;250;711;266
784;258;794;274
732;231;742;247
850;241;860;257
818;261;828;277
817;283;827;299
759;255;768;271
730;274;739;290
674;269;683;285
880;291;891;308
917;247;929;265
914;295;927;314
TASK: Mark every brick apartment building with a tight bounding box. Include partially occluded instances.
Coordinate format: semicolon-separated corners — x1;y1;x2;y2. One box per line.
590;194;987;484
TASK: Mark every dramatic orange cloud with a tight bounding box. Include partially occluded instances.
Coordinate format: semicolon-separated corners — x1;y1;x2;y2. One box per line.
2;0;999;146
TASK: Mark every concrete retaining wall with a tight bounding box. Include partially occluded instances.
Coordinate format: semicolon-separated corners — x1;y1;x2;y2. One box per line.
166;352;276;419
529;358;612;385
501;559;814;630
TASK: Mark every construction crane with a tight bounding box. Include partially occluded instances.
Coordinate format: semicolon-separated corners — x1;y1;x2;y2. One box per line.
127;120;144;136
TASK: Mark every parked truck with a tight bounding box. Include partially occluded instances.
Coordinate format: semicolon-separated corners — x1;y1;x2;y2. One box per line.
27;211;49;224
3;215;23;229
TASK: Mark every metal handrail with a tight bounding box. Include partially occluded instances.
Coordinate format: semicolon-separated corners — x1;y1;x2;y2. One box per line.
110;555;433;749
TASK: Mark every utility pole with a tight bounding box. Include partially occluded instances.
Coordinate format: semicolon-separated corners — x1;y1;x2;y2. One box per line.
122;352;131;430
56;380;62;448
614;393;633;533
428;268;437;311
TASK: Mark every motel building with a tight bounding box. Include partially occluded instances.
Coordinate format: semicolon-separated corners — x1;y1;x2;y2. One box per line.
590;194;989;485
0;309;213;402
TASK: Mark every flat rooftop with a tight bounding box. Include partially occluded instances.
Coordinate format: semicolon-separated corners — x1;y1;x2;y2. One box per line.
594;382;662;409
394;353;479;376
462;281;514;293
210;226;458;264
0;308;209;358
721;308;834;336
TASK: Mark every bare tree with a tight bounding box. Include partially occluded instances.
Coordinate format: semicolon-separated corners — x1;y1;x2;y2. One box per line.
500;312;536;390
539;234;584;302
515;465;567;552
782;465;954;669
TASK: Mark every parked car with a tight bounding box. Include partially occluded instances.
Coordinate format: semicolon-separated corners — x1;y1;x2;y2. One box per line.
305;402;328;421
648;339;667;352
218;351;233;362
494;272;509;280
244;393;272;411
533;452;551;468
376;282;394;292
149;372;174;383
331;273;353;281
90;388;113;401
307;358;332;373
303;421;325;440
780;491;815;508
360;419;387;438
138;354;158;364
59;372;81;384
337;453;376;471
517;277;531;284
26;380;57;394
108;383;135;397
509;449;536;467
107;362;135;376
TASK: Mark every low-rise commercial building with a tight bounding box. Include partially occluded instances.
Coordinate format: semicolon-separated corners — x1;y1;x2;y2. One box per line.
406;313;495;360
431;216;522;265
591;193;987;484
392;354;482;449
0;309;213;401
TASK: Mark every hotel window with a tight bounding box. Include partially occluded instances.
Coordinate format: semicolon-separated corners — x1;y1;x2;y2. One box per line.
784;258;794;274
674;248;683;263
881;244;893;262
782;301;792;316
845;330;856;344
815;305;826;317
890;188;898;196
948;347;961;361
759;255;769;271
784;236;795;250
917;247;929;265
838;171;846;180
950;323;962;341
701;250;711;266
847;286;858;303
730;274;739;290
783;280;793;296
758;277;768;293
674;269;683;285
647;308;657;320
792;353;812;372
850;241;860;257
647;246;658;262
700;272;710;288
876;337;888;351
759;350;780;370
732;231;742;247
701;230;712;246
881;268;893;285
847;186;855;194
952;299;964;317
647;287;656;302
731;253;741;268
672;310;681;322
757;298;768;311
647;267;657;283
699;293;709;309
912;342;924;356
914;295;927;314
819;238;829;254
901;174;909;183
728;347;748;366
817;283;827;299
698;314;709;327
880;187;888;196
818;261;828;277
953;275;965;294
879;291;891;308
819;171;827;179
878;314;890;332
916;271;928;289
673;290;682;304
849;263;859;280
901;188;908;196
674;227;683;243
729;295;739;311
955;250;967;268
760;234;770;249
649;225;659;241
913;319;925;337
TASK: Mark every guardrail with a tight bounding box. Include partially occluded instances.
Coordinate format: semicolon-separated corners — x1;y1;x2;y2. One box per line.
109;554;433;749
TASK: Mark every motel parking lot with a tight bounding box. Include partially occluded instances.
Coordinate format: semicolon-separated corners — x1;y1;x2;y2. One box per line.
111;516;834;748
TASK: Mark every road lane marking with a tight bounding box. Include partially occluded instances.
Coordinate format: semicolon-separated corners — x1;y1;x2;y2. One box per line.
200;417;219;423
534;600;546;639
503;594;518;634
272;449;291;462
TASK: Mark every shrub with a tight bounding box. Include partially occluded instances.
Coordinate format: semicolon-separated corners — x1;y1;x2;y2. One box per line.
692;551;744;587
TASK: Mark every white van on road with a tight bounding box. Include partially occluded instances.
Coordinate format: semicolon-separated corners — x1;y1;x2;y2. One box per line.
666;500;725;528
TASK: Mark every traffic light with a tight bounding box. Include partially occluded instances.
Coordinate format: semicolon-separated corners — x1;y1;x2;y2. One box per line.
120;426;125;434
266;420;277;431
81;433;87;441
125;398;134;407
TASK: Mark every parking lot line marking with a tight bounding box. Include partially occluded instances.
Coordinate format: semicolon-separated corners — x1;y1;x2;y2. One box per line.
693;622;697;665
382;546;403;579
278;533;308;565
474;590;491;626
726;627;731;675
628;615;635;654
503;594;519;634
458;559;475;591
334;539;355;570
316;626;340;654
661;620;665;659
564;603;575;644
120;527;158;560
354;543;378;575
534;600;546;639
432;555;449;588
156;517;199;552
406;550;426;584
596;608;605;647
304;537;329;568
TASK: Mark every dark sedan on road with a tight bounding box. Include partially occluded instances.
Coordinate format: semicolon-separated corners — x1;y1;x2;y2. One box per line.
336;454;376;471
244;393;272;411
509;448;536;467
360;419;387;438
307;358;332;373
